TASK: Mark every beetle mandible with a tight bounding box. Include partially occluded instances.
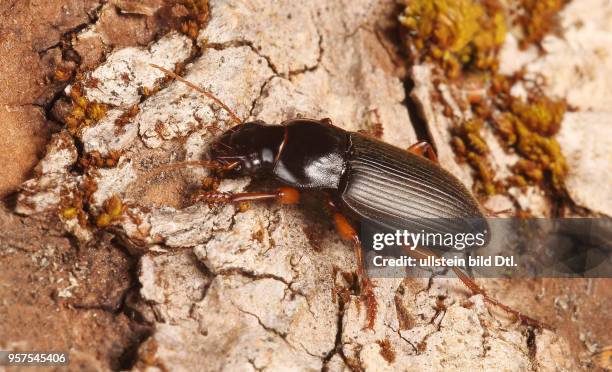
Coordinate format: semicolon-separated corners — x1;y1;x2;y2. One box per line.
150;64;546;330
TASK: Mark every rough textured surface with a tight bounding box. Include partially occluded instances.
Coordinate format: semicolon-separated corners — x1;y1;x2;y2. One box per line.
0;205;149;371
498;0;612;217
410;0;612;219
557;112;612;216
0;0;99;197
0;0;198;198
3;0;611;371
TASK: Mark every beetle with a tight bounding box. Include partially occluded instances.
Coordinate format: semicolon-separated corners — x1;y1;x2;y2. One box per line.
150;64;546;329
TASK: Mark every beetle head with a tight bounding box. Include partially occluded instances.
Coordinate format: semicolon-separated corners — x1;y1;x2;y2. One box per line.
210;121;285;176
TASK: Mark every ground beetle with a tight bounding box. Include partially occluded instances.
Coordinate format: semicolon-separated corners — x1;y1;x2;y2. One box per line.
151;64;546;329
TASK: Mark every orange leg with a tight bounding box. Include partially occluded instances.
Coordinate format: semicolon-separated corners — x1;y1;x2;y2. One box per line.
327;199;378;329
196;186;300;205
407;141;438;163
404;246;550;329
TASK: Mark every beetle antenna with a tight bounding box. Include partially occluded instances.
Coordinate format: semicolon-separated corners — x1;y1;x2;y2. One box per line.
150;64;242;125
126;160;240;193
139;160;239;179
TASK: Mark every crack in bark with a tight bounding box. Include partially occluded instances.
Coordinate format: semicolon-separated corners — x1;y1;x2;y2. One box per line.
237;304;345;370
189;253;328;362
216;266;300;296
204;30;324;80
243;31;324;120
247;75;275;120
204;39;280;76
36;1;106;56
404;78;435;145
235;306;290;342
385;323;418;354
287;30;324;79
526;327;538;369
37;1;107;117
395;279;450;355
321;294;363;372
247;358;264;372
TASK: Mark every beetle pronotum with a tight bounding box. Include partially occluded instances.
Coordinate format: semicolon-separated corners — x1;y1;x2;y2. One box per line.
150;64;547;330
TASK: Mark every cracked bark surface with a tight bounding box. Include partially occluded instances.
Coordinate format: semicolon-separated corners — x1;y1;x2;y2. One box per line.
2;0;611;371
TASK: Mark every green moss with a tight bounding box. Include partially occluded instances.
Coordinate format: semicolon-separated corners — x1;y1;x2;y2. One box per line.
399;0;506;78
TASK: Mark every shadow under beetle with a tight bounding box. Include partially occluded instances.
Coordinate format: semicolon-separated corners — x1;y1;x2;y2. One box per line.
151;64;547;330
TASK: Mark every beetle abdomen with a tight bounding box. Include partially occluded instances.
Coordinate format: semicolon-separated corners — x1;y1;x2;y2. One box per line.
340;133;486;235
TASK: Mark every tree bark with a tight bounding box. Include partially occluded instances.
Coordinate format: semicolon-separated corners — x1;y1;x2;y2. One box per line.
3;0;611;370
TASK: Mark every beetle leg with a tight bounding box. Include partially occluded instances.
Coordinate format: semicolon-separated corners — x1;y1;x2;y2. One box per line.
405;246;550;329
326;199;377;329
407;141;439;163
196;186;300;205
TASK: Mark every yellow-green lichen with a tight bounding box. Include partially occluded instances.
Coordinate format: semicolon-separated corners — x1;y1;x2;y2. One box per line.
451;119;499;195
493;93;568;191
61;207;78;219
508;95;565;136
179;0;209;39
53;65;73;82
96;195;124;228
59;175;99;227
65;85;108;135
399;0;570;200
79;150;123;169
515;0;569;49
399;0;506;78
